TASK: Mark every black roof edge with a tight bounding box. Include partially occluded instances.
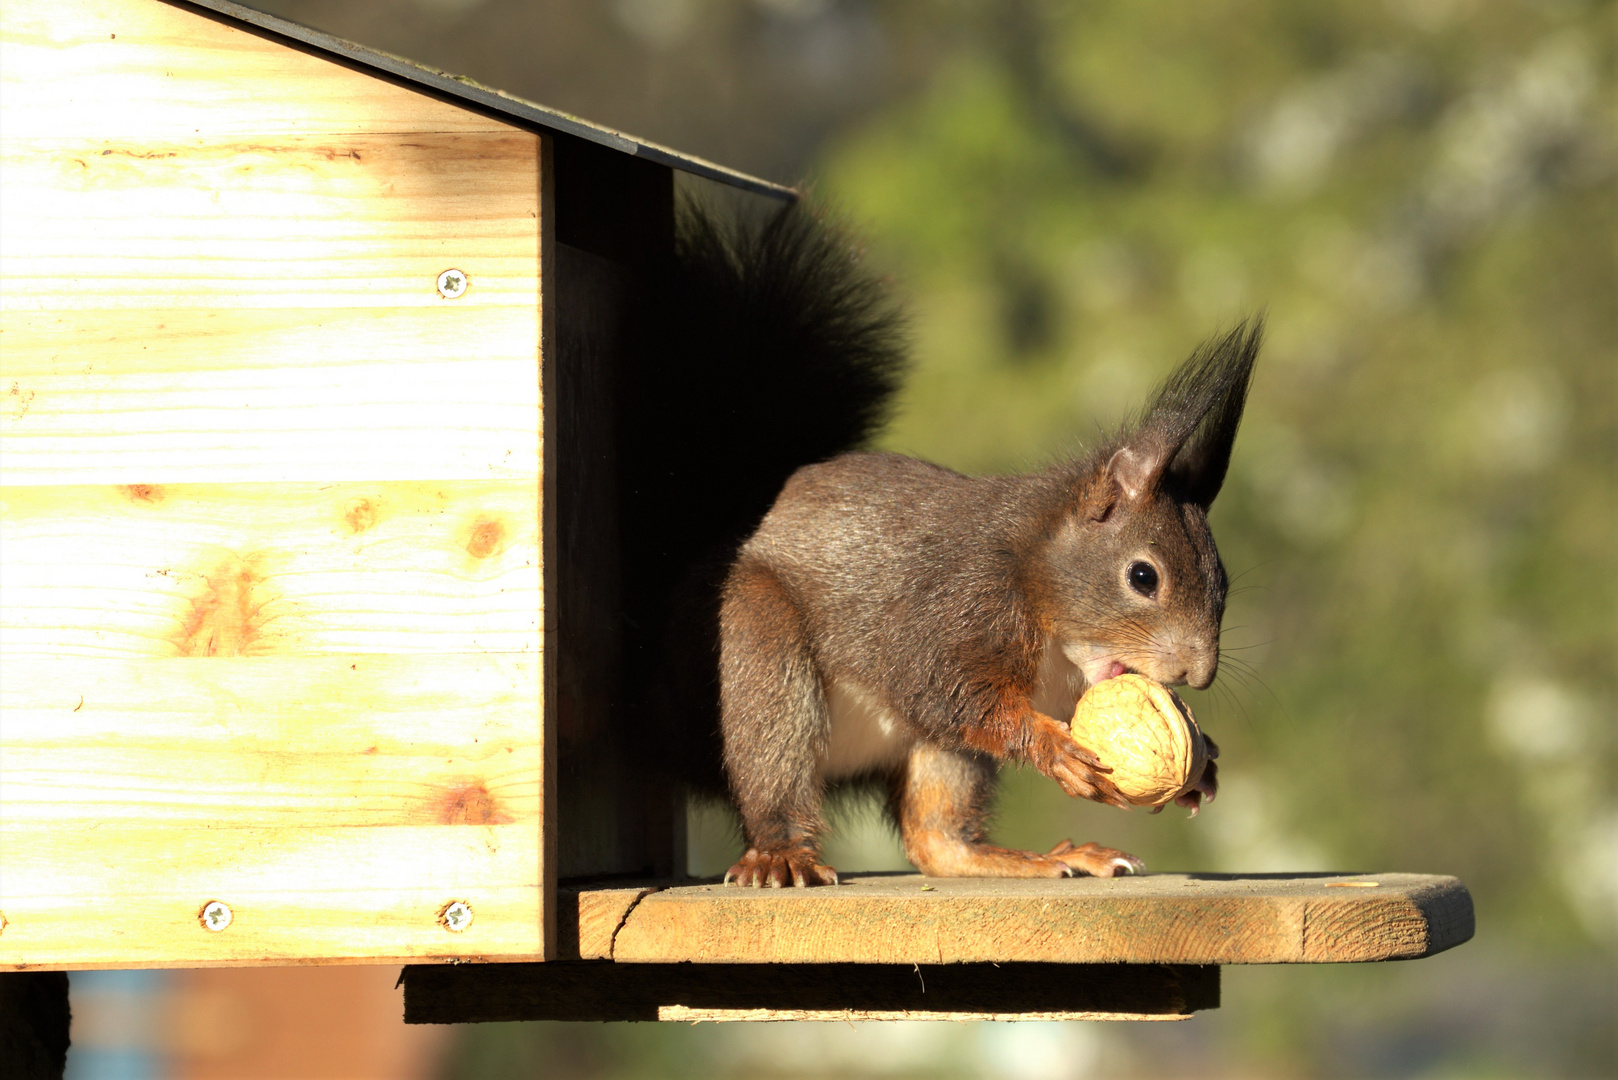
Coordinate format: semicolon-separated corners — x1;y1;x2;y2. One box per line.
167;0;798;202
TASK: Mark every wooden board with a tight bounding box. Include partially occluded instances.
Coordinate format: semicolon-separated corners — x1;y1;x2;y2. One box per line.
0;655;544;968
402;961;1218;1024
0;0;551;968
0;130;542;486
596;873;1473;966
554;885;658;961
1;482;539;657
1;656;541;830
0;0;512;138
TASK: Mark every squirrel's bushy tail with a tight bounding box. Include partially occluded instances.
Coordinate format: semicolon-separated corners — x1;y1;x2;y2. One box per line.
625;198;908;794
627;199;906;552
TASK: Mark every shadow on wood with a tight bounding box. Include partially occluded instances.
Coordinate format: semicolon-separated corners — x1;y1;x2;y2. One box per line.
402;961;1218;1023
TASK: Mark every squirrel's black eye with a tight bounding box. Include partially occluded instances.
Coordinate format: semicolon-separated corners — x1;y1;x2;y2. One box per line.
1128;561;1159;597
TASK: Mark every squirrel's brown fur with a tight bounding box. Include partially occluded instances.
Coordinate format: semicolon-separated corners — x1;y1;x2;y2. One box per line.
718;321;1261;886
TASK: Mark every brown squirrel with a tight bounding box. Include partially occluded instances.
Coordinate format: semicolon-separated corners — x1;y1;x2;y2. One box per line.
717;319;1257;886
633;200;1255;887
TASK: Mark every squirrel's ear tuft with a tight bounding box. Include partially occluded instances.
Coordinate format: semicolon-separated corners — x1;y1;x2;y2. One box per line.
1120;318;1262;507
1166;318;1262;507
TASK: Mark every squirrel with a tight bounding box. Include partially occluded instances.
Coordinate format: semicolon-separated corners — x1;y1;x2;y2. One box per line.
635;197;1257;888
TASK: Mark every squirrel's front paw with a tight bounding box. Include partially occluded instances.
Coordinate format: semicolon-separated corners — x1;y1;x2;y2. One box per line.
725;847;839;888
1031;717;1133;809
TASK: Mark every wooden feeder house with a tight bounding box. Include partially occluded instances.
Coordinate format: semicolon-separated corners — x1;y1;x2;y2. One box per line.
0;0;1473;1027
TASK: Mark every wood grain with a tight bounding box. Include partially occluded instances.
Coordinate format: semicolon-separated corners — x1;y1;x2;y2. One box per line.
2;881;544;970
1;131;542;486
0;134;540;310
605;873;1473;965
1;484;545;967
0;0;515;138
402;961;1218;1023
1;481;539;657
575;888;657;961
1;655;540;827
0;655;542;968
552;885;659;961
1;0;552;968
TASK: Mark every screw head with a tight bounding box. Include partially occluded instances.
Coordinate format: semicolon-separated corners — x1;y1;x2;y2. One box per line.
439;901;473;932
436;269;469;299
200;901;232;932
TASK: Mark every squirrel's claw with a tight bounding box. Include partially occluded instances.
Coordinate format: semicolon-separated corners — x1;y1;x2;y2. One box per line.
1070;744;1112;773
1033;717;1132;808
1049;839;1146;877
1174;757;1219;816
725;847;838;888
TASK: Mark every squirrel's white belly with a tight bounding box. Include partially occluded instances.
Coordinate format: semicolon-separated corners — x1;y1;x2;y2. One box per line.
821;678;912;779
1031;634;1088;723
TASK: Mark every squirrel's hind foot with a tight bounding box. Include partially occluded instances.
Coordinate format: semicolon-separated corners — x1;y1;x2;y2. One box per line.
906;840;1082;879
907;839;1144;878
725;847;839;888
1047;839;1146;877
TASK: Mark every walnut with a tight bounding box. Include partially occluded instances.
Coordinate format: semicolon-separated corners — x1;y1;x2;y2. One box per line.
1069;674;1209;808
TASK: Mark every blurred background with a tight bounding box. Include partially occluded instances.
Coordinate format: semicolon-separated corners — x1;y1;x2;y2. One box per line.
65;0;1613;1076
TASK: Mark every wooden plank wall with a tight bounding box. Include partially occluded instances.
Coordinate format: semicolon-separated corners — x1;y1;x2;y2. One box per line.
0;0;550;967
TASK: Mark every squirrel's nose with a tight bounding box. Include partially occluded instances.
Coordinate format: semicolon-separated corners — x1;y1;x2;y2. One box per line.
1187;653;1218;690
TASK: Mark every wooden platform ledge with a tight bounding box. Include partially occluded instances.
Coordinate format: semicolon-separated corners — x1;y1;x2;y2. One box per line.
571;872;1472;966
403;873;1472;1023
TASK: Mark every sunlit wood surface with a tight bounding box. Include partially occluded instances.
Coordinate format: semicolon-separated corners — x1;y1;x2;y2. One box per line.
599;873;1475;965
0;0;548;968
